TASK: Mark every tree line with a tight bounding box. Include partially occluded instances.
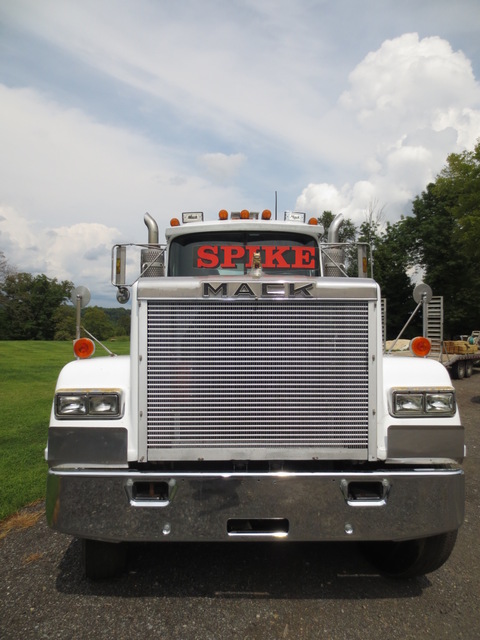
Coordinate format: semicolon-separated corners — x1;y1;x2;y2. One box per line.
1;141;479;341
0;267;130;341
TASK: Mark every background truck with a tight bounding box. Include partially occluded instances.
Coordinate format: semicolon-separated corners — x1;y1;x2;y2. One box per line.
46;209;465;579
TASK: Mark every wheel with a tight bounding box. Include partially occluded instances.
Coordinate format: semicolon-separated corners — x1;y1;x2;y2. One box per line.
465;361;473;378
360;530;458;578
451;361;466;380
82;539;127;579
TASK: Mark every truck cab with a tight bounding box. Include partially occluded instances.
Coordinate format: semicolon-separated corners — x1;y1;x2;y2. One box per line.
46;209;464;579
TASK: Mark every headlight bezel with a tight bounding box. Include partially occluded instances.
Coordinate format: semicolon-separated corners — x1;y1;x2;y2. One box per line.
391;388;456;418
55;390;123;419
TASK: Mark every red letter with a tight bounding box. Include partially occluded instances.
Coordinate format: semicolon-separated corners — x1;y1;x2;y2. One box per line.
222;245;245;268
197;245;218;268
292;246;315;268
263;246;290;268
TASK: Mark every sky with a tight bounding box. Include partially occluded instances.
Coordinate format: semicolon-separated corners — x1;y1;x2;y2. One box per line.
1;0;480;305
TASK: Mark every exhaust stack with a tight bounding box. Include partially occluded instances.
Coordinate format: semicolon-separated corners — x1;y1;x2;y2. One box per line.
324;213;346;277
144;212;159;244
141;213;164;277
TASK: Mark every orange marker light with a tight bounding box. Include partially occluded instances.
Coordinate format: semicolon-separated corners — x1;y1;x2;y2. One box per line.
170;217;180;227
262;209;272;220
73;338;95;359
308;217;318;225
410;336;431;357
219;209;228;220
240;209;250;219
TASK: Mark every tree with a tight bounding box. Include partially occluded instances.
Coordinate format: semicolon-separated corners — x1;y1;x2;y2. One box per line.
435;142;480;261
0;251;14;283
83;306;115;341
400;141;480;336
53;305;76;340
103;307;131;336
0;273;73;339
372;222;415;338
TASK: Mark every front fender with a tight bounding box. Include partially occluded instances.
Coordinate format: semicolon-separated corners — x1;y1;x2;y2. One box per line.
47;355;132;468
380;355;464;464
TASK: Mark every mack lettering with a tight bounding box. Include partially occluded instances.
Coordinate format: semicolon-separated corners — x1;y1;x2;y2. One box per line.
202;281;314;298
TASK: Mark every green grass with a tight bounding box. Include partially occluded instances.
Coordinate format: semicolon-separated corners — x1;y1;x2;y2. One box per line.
0;339;130;520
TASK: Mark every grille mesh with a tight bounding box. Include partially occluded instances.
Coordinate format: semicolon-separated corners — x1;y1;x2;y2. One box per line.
146;299;369;455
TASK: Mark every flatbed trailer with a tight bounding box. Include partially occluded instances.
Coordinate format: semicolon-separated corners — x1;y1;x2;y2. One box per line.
386;340;480;380
436;350;480;380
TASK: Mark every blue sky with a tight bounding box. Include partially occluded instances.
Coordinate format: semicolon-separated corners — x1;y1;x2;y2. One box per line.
1;0;480;304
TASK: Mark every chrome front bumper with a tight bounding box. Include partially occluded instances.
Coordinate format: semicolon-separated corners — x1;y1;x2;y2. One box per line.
46;467;464;542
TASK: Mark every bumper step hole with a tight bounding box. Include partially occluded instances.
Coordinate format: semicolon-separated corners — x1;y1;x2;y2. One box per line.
227;518;289;537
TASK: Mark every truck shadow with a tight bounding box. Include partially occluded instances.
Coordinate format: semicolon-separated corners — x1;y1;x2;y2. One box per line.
55;538;429;599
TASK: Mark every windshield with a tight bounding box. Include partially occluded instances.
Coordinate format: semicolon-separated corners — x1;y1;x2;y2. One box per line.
168;231;320;276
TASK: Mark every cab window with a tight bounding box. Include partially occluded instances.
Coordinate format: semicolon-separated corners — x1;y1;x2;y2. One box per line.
168;231;319;276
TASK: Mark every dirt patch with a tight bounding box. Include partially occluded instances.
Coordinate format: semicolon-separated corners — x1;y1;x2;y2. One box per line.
0;501;45;541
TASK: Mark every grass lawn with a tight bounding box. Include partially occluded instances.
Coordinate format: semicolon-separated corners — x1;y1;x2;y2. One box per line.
0;338;130;521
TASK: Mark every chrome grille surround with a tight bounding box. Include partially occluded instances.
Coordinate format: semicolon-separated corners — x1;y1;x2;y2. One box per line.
143;293;374;461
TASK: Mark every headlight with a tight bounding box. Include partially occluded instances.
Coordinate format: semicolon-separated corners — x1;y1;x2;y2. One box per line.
88;394;120;415
426;392;455;414
394;393;423;414
391;389;455;417
55;391;122;419
56;394;88;416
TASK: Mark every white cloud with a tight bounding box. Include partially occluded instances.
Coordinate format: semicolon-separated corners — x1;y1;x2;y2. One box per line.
340;34;479;132
0;83;244;249
298;33;480;223
0;205;122;301
296;183;350;216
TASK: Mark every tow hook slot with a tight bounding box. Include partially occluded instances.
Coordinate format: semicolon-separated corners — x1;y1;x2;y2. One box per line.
227;518;289;537
125;480;174;507
340;479;390;507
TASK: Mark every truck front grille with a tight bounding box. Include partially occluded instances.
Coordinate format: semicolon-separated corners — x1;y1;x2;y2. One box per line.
146;299;370;459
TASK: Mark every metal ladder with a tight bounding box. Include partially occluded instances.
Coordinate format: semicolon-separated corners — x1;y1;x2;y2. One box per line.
426;296;444;359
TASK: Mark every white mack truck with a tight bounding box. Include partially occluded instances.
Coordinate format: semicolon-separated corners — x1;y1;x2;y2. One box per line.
46;209;465;579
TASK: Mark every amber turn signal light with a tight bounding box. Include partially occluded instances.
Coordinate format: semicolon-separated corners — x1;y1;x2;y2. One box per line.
410;336;431;357
73;338;96;359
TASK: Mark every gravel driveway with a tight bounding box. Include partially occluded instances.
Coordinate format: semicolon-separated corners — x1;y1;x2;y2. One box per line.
1;372;479;640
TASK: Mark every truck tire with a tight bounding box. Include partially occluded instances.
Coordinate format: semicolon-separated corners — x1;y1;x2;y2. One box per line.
451;361;466;380
360;530;457;578
82;539;127;580
465;361;473;378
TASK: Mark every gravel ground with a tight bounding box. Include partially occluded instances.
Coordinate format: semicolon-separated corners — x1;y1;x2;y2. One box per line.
1;372;479;640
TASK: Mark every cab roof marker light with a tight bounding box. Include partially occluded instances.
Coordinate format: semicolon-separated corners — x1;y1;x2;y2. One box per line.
170;217;180;227
284;211;306;223
262;209;272;220
182;212;204;223
308;217;318;225
219;209;229;220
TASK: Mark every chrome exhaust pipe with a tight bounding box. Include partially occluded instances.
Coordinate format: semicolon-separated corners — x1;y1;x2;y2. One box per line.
144;212;159;244
325;213;345;277
142;213;164;277
327;213;344;243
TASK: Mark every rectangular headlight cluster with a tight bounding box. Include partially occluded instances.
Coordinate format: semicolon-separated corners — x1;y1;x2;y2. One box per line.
55;392;122;419
392;389;456;417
